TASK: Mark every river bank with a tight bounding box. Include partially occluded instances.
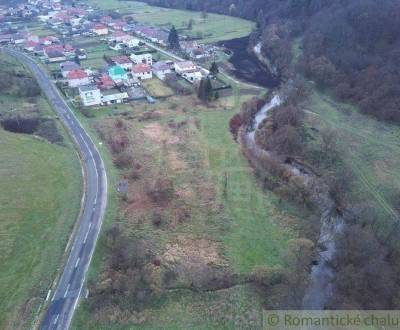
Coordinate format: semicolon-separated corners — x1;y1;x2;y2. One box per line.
239;91;348;310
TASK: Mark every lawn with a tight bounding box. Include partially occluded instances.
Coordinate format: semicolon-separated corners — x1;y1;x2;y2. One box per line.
89;0;254;44
197;109;300;272
304;91;400;236
142;78;174;98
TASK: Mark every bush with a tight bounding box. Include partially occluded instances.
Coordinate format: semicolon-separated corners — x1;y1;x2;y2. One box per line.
114;151;133;169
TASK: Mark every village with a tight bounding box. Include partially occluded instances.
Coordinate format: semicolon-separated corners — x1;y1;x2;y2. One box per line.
0;0;229;108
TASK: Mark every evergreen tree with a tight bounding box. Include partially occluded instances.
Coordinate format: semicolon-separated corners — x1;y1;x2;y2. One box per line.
198;78;213;102
210;62;219;75
168;26;180;50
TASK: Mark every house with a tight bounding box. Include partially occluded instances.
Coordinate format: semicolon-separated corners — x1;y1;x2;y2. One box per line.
79;85;102;106
108;65;127;83
25;40;39;52
111;55;133;71
60;61;80;78
92;23;108;36
0;33;11;44
132;63;152;80
46;50;66;63
174;61;202;83
101;90;129;105
182;70;202;84
12;33;25;44
109;31;130;43
100;16;112;25
174;61;197;74
123;36;140;48
130;53;152;65
152;61;172;80
96;74;115;90
33;45;45;57
67;69;90;87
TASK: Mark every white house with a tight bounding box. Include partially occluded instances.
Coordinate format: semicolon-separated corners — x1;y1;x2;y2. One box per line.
182;70;202;84
79;85;102;106
67;69;90;88
101;90;129;105
123;36;140;48
130;53;152;65
152;61;171;80
174;61;197;74
174;61;202;84
132;63;152;80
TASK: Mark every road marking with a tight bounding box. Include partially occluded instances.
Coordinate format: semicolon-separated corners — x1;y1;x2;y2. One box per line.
83;229;89;244
75;257;80;268
46;289;51;301
53;314;59;325
64;284;70;298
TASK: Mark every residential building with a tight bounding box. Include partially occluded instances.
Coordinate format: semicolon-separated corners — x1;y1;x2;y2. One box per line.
111;55;133;71
130;52;152;65
96;74;115;90
92;23;108;35
132;63;152;80
101;90;129;105
79;85;101;106
67;69;90;87
46;50;66;63
174;61;197;74
152;61;172;80
60;61;80;78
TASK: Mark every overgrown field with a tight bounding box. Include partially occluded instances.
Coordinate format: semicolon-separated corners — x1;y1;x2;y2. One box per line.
89;0;254;43
0;53;82;329
71;86;307;328
304;91;400;239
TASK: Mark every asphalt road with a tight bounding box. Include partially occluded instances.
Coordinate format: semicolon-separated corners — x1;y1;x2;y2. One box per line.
2;48;108;330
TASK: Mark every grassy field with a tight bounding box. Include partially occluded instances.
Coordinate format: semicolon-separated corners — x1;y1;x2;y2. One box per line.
0;55;82;329
70;83;306;329
304;91;400;234
89;0;254;44
142;78;174;98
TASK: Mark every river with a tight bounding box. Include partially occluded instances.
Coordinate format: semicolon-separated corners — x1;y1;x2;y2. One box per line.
245;94;345;310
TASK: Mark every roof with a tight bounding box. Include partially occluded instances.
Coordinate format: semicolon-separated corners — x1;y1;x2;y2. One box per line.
152;61;170;71
67;69;88;79
108;65;126;76
175;61;196;70
133;63;151;74
94;23;107;30
60;61;80;71
112;55;131;65
79;85;99;92
47;50;65;58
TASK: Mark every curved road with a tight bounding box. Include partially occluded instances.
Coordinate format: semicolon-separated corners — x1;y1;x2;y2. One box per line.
2;48;108;330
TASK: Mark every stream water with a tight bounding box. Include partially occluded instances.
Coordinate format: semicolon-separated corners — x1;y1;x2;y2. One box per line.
246;94;345;310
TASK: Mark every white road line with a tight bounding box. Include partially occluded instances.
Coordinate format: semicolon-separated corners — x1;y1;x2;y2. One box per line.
64;284;70;298
53;314;59;325
46;289;51;301
75;257;80;268
83;229;89;244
